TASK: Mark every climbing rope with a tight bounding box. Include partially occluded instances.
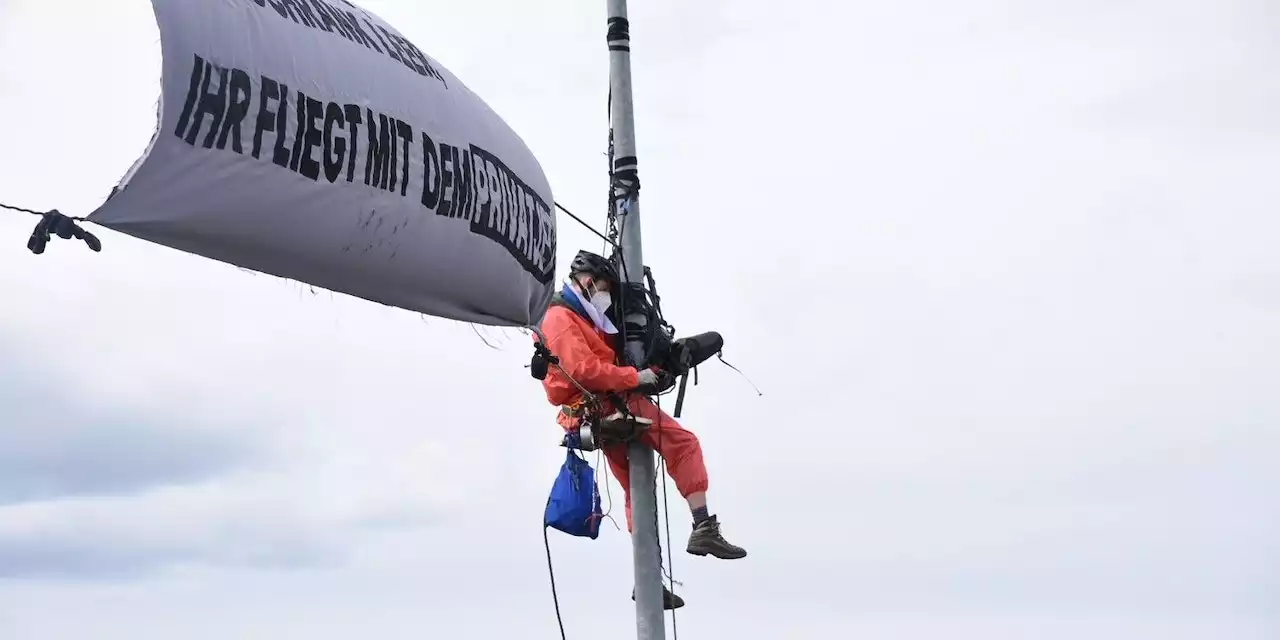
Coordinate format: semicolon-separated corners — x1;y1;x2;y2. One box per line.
0;201;51;217
7;196;613;260
555;201;616;250
653;392;681;640
534;332;626;640
609;204;683;638
543;524;568;640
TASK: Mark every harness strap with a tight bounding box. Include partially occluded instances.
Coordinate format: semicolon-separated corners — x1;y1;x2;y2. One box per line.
561;399;590;418
545;290;638;426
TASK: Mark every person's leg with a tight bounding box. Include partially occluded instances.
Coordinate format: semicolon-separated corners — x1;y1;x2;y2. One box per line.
686;491;709;523
606;438;686;609
626;395;747;560
626;395;709;502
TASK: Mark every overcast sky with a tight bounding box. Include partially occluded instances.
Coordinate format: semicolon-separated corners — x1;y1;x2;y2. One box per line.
1;0;1277;638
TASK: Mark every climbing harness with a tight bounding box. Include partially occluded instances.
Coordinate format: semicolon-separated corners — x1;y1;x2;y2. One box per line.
530;329;654;453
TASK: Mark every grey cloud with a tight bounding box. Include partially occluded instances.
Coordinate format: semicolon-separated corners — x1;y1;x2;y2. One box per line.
0;340;453;579
0;349;262;506
0;345;335;579
0;524;341;581
0;418;259;507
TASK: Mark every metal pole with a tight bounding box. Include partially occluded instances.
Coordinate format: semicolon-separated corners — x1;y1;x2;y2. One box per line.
606;2;665;639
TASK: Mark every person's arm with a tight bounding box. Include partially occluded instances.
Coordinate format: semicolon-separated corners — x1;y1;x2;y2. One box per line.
541;309;641;393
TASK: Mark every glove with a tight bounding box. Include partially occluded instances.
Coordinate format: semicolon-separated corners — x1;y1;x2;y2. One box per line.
635;368;676;395
636;368;660;387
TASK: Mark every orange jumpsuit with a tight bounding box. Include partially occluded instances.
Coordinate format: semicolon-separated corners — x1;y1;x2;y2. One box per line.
537;302;709;532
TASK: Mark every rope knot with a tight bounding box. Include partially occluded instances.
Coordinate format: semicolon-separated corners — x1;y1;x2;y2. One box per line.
27;210;100;255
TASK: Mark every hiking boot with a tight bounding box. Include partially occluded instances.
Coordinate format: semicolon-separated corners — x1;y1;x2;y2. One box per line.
631;584;685;610
687;515;747;559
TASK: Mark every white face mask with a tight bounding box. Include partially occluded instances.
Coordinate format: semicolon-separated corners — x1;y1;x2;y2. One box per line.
589;289;612;314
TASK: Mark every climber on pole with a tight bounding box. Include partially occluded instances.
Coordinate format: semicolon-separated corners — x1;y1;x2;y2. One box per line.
534;249;747;608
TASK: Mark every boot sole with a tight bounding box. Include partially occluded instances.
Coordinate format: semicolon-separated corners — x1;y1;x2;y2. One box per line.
631;594;686;610
687;544;747;560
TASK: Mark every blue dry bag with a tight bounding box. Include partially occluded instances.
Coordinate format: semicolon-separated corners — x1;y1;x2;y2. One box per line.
543;449;603;539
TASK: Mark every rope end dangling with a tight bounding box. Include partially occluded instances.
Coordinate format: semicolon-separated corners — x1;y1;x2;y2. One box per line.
26;209;101;255
717;351;764;397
